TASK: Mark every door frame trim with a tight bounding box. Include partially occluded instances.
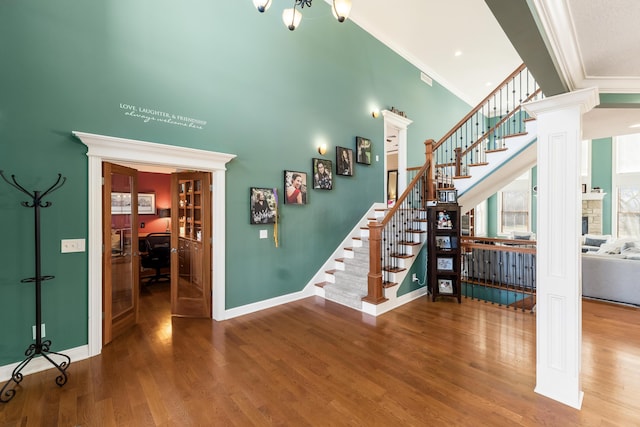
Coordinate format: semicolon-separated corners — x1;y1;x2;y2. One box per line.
73;131;236;358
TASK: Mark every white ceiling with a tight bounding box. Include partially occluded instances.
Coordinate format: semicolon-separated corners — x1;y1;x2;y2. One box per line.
347;0;640;140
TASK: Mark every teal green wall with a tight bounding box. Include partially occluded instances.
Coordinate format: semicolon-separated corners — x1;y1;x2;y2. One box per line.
0;1;470;364
487;194;499;236
591;138;613;234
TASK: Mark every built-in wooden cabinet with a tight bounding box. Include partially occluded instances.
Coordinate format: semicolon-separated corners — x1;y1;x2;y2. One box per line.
427;203;462;303
177;177;203;287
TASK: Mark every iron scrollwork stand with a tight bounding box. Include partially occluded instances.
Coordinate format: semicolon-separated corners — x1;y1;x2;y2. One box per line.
0;171;71;403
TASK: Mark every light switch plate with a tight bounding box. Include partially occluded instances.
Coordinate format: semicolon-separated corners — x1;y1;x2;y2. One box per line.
259;230;268;239
61;238;86;253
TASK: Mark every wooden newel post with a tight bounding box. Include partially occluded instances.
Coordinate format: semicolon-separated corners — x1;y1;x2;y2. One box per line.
363;221;386;305
454;147;462;177
425;139;435;201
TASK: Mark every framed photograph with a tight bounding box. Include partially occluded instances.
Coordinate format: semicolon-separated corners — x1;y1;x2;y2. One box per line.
284;170;308;205
438;279;453;294
437;257;454;271
355;136;372;165
336;146;354;176
250;187;278;224
438;189;457;203
111;192;156;215
436;235;452;249
436;210;453;229
582;183;587;193
312;158;333;190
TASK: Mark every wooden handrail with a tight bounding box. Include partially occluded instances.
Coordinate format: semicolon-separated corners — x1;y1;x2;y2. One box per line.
433;63;527;151
364;139;434;305
459;88;542;158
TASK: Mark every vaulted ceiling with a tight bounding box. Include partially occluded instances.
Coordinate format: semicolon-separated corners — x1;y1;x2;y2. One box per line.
346;0;640;140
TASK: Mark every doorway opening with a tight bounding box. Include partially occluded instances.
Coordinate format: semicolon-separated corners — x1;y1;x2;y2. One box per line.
74;131;235;357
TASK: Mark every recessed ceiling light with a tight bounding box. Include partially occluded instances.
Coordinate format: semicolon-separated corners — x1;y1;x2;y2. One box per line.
485;82;492;86
630;123;640;128
454;50;462;57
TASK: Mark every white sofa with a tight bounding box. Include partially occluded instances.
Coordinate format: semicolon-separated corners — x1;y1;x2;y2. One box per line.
581;239;640;306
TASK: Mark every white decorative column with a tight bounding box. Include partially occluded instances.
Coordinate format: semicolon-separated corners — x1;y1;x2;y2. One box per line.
524;87;599;409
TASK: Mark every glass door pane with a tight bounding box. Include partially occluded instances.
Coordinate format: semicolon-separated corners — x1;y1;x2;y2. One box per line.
111;173;135;319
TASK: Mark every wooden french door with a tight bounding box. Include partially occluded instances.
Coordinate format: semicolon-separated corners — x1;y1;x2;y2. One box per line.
170;171;212;318
102;162;140;345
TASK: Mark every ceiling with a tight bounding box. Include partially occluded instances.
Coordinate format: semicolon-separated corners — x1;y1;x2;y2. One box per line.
346;0;640;140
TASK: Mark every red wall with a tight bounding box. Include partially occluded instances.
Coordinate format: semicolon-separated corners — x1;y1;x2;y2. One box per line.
138;172;171;234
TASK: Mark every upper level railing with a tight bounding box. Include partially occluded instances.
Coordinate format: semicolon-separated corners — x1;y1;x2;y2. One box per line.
461;236;536;311
433;64;543;183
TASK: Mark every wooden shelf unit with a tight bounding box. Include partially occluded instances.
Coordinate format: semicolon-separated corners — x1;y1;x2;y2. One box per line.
427;203;462;303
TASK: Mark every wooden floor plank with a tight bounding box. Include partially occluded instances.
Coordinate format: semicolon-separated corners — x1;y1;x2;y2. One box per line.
1;282;639;426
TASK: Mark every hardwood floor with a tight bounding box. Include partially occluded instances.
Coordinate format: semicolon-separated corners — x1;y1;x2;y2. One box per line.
1;284;639;426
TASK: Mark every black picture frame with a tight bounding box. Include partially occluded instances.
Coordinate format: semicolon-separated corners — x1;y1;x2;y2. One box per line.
284;170;308;205
336;147;354;176
312;158;333;190
355;136;372;165
250;187;278;224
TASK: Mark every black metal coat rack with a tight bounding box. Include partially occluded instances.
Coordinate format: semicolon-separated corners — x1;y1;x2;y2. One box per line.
0;171;71;403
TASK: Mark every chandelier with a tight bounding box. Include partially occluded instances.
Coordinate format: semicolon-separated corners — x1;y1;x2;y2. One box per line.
253;0;352;31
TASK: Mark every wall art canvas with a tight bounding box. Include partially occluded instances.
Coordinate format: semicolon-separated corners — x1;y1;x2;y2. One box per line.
284;170;308;204
250;187;278;224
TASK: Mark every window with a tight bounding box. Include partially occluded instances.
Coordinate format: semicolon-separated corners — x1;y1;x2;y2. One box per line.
497;171;530;234
614;133;640;238
617;187;640;238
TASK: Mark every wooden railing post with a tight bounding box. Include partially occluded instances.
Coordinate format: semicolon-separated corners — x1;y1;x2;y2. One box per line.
363;221;386;305
425;139;435;202
454;147;462;177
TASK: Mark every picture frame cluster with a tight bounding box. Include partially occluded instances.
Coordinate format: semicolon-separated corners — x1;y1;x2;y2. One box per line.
249;136;372;223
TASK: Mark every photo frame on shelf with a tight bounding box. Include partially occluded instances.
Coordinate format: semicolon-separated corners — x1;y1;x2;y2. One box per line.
436;235;452;249
312;158;333;190
438;279;453;294
438;189;457;203
250;187;278;224
111;192;156;215
336;146;354;176
436;210;453;229
582;183;587;193
284;170;308;205
355;136;371;165
437;257;454;271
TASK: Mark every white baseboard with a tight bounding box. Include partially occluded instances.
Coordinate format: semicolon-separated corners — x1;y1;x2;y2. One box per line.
362;285;429;316
0;345;90;382
222;287;316;320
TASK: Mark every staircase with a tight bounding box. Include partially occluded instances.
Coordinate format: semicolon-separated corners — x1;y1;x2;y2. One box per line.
314;63;543;314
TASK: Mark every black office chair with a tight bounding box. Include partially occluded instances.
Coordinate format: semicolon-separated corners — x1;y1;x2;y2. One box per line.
140;232;171;284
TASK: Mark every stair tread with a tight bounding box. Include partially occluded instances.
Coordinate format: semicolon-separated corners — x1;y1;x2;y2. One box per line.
398;241;421;246
503;131;528;139
383;281;399;288
453;175;472;179
383;266;407;273
468;162;489;167
315;281;329;288
485;147;508;153
390;253;413;259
